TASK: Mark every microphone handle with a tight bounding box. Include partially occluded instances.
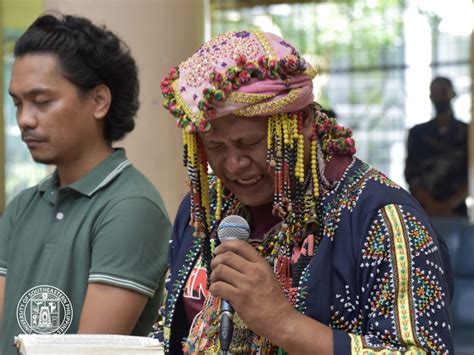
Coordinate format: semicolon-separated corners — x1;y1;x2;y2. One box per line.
219;299;234;353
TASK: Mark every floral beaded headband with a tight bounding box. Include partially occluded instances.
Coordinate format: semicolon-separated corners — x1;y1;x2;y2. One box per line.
160;30;318;133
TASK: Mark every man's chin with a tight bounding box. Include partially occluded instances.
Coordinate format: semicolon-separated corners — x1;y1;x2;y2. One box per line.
31;155;54;165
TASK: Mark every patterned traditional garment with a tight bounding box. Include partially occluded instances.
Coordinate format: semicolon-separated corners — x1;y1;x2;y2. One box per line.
159;157;453;354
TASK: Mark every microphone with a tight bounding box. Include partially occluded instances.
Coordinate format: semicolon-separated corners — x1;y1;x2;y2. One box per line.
216;215;250;354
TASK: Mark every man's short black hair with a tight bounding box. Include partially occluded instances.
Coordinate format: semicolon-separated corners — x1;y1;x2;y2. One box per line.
14;13;139;143
431;76;454;90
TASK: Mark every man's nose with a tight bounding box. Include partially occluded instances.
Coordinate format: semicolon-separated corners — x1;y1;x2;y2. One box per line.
17;106;37;130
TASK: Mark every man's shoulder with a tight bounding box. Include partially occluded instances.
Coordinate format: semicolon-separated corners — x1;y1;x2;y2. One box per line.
117;164;156;190
102;164;167;210
453;117;469;129
409;119;435;133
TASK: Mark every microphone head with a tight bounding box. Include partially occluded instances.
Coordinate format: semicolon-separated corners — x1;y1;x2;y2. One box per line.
217;215;250;242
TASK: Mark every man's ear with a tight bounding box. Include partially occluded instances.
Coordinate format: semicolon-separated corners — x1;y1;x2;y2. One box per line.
450;88;457;100
92;84;112;120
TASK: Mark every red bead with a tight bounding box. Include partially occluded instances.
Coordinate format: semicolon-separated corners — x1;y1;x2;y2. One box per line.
236;54;247;66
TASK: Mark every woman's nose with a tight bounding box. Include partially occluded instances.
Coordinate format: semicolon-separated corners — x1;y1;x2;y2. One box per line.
224;149;251;176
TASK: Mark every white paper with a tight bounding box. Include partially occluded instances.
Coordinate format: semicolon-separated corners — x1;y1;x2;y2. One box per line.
15;334;163;355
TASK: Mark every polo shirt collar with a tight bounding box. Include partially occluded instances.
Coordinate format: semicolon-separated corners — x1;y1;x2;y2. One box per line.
38;148;132;197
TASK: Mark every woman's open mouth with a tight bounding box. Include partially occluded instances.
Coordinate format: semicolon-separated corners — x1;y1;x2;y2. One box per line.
236;175;263;186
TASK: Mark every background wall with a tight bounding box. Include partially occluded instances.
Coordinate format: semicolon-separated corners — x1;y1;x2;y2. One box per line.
1;0;45;212
43;0;206;219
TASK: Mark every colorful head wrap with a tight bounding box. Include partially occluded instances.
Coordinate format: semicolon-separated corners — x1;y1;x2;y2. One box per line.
161;30;318;132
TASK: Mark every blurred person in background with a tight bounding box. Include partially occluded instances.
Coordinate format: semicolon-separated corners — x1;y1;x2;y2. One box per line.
405;76;468;218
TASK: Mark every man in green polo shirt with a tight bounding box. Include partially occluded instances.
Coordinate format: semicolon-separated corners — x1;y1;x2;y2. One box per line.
0;14;171;354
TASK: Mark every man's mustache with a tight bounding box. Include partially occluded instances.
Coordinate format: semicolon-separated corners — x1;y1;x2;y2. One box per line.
21;131;46;142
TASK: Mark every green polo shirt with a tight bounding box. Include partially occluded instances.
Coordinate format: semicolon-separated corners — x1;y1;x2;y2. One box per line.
0;149;171;355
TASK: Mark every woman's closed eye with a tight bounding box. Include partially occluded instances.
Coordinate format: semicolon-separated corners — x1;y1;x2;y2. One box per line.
204;141;224;150
241;136;265;147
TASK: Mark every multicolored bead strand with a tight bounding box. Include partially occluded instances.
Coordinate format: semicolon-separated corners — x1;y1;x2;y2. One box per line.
295;112;305;184
267;115;275;168
215;178;222;222
268;115;284;218
311;124;320;199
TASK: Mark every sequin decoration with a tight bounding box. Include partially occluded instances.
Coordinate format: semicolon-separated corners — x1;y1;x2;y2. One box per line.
181;31;261;88
232;88;303;117
227;91;276;103
161;30;316;132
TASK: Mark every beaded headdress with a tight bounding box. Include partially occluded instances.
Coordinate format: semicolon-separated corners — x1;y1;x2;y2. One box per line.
161;30;317;132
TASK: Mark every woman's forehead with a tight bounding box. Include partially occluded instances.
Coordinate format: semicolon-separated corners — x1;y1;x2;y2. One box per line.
209;115;267;131
200;116;267;141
